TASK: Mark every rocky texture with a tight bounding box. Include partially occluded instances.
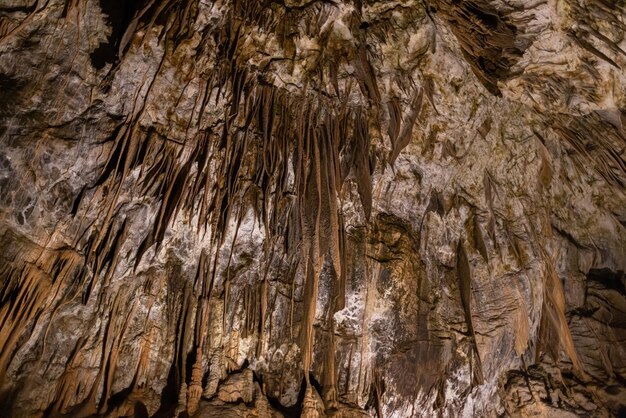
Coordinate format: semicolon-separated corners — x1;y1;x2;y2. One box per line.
1;0;626;417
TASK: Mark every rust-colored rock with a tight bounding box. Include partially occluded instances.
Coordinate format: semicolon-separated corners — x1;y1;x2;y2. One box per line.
1;0;625;417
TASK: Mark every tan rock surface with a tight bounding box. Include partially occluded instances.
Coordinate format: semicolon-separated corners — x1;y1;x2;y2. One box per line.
0;0;625;417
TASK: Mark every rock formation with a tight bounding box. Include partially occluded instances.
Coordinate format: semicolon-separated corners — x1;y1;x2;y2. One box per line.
0;0;625;416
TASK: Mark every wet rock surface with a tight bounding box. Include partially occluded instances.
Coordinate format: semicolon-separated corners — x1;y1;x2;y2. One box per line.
0;0;625;417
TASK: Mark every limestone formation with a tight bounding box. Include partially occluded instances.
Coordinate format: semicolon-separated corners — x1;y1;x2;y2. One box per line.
0;0;625;417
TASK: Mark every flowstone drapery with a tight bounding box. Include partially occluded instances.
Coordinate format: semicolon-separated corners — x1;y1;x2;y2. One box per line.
1;1;625;416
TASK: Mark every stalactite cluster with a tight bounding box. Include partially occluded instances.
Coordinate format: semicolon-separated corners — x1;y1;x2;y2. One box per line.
1;0;626;417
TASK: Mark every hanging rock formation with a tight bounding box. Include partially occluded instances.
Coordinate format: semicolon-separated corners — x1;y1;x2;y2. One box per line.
1;0;626;417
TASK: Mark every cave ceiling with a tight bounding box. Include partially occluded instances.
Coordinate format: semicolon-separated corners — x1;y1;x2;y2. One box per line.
1;0;626;417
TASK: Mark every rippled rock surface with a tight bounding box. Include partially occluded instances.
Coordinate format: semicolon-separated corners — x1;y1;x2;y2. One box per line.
1;0;625;416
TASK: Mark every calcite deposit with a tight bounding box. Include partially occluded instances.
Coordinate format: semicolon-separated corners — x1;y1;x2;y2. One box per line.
1;0;625;417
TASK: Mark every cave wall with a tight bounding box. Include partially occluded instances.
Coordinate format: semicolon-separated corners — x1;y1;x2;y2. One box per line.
0;0;625;417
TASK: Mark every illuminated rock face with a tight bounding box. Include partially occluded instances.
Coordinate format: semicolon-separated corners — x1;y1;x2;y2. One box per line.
1;1;625;417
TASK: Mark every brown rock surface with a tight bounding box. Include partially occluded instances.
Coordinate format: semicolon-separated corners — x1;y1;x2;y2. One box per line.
1;0;625;417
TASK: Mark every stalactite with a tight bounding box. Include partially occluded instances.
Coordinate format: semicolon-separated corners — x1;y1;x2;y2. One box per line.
390;87;424;166
482;169;500;253
387;97;402;147
456;238;484;386
353;110;373;220
472;212;489;263
187;250;213;415
4;0;625;416
536;253;585;376
0;242;84;390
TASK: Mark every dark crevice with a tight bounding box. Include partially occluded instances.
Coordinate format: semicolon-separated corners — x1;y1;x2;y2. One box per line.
263;376;308;417
433;0;528;96
0;2;37;14
90;0;144;70
587;268;626;295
